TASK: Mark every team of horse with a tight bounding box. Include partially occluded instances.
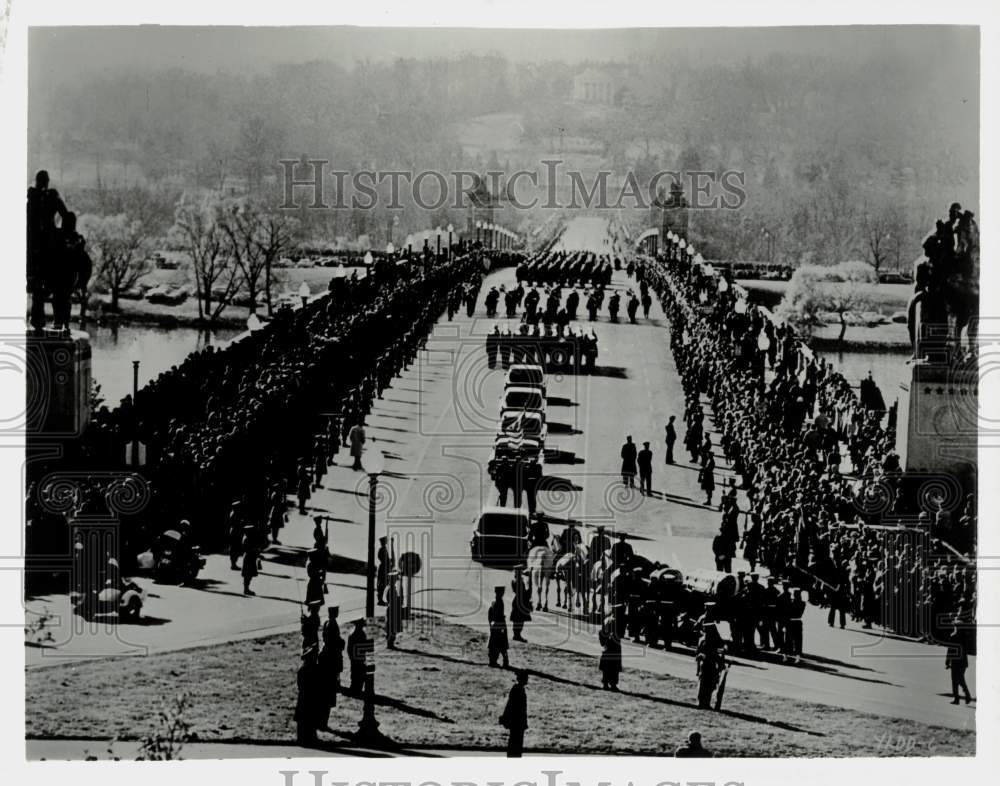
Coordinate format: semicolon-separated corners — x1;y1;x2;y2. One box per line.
526;536;635;616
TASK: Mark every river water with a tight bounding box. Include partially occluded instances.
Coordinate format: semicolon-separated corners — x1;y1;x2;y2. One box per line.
88;324;241;407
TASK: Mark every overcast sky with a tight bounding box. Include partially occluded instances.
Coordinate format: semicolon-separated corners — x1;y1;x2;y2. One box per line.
28;25;978;81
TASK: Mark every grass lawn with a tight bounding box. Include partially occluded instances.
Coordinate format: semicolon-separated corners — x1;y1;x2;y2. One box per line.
26;615;973;757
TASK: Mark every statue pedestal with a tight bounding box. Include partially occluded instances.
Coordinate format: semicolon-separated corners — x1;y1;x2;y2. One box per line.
26;330;91;439
904;361;977;482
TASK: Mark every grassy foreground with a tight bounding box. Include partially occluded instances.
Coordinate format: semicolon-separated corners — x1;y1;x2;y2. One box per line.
26;615;973;757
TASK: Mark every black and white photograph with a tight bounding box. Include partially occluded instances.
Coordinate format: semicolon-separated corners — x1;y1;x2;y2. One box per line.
3;1;997;776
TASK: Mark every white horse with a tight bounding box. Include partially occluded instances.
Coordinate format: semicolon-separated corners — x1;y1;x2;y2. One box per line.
526;543;556;611
555;544;591;614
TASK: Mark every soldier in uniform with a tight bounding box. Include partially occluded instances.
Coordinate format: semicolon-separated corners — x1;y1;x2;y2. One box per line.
486;324;500;368
301;598;322;653
784;588;806;661
640;597;660;646
347;617;371;694
745;572;764;653
695;622;727;709
626;570;645;642
295;644;323;745
488;586;511;668
775;580;793;654
528;514;550;549
760;576;781;650
499;669;529;757
376;536;390;605
730;572;747;651
510;566;533;642
598;626;623;690
227;501;244;570
558;521;582;554
658;597;676;649
319;605;345;721
385;571;403;649
610;531;634;571
589;525;612;564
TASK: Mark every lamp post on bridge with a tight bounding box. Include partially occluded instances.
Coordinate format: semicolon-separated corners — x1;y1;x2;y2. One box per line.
358;441;386;745
760;226;774;266
447;224;454;260
362;446;386;618
128;339;141;469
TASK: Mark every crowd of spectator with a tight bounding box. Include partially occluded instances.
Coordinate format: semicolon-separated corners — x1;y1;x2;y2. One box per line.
640;250;976;646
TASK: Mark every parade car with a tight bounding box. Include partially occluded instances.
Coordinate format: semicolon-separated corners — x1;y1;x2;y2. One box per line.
506;364;546;396
501;386;545;414
470;506;530;565
498;408;547;447
491;435;545;468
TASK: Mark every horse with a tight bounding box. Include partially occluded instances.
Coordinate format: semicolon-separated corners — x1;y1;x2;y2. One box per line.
555;544;591;614
526;541;557;612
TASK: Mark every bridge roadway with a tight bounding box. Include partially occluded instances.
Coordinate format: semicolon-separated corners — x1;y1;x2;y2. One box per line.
26;216;973;733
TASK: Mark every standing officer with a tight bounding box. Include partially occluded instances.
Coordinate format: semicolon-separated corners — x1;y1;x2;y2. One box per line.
784;588;805;661
319;606;345;725
745;573;765;653
598;627;623;690
760;576;781;650
731;571;747;651
637;441;653;495
665;416;677;464
945;625;973;704
488;586;511;668
499;670;529;757
295;644;323;745
376;536;390;605
347;618;371;694
620;436;638;488
510;566;533;642
695;622;727;709
775;580;793;654
486;324;500;368
385;571;403;649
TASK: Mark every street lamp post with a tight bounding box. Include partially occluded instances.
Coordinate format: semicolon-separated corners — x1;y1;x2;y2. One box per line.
761;227;774;266
361;446;385;618
435;226;443;258
358;442;386;746
447;223;454;260
128;339;141;469
405;234;414;256
475;220;482;245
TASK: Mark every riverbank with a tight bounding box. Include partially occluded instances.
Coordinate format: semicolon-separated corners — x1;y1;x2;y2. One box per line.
25;614;973;758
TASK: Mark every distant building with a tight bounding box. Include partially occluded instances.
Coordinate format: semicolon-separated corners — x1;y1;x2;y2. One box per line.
573;68;618;106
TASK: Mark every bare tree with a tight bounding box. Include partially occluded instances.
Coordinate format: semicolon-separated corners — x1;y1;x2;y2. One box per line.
218;199;298;316
170;195;240;324
78;213;151;312
861;203;905;278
